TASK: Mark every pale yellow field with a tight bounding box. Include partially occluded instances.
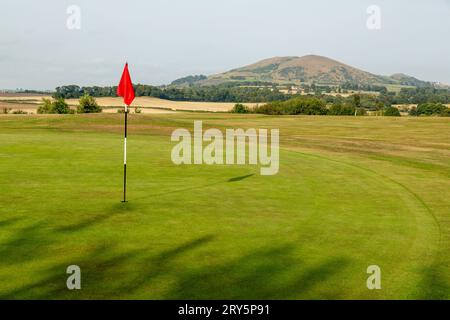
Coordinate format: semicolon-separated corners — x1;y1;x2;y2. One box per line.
1;96;258;113
2;95;448;115
0;95;52;101
66;97;259;112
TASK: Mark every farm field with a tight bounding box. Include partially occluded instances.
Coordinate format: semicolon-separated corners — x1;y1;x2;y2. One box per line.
1;96;260;113
0;114;449;299
3;95;450;116
66;97;260;112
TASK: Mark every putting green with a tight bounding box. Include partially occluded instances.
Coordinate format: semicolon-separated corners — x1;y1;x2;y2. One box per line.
0;114;448;299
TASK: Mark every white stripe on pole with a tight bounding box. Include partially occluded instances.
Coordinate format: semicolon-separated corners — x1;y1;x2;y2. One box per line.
124;104;128;165
122;104;129;202
124;138;127;164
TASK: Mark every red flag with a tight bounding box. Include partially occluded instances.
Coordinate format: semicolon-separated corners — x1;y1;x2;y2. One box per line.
117;63;135;106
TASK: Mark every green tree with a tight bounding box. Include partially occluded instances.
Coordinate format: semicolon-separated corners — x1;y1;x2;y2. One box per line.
37;98;55;114
374;101;385;116
413;103;448;116
328;102;355;115
355;108;367;116
231;103;250;114
53;98;70;114
383;106;401;117
352;94;362;109
38;98;70;114
77;94;102;113
352;94;363;116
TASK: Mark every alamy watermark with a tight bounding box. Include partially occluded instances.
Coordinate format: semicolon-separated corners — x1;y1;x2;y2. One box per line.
66;5;81;30
367;265;382;290
366;5;381;30
66;265;81;290
171;121;279;176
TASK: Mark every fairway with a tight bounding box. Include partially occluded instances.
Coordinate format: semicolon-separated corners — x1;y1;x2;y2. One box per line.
0;114;449;299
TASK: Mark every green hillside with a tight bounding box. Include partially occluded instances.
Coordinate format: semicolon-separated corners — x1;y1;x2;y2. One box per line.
174;55;432;88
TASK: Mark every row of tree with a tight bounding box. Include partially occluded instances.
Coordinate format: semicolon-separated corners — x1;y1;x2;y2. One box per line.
232;96;405;117
54;84;289;103
409;103;450;117
388;87;450;105
38;94;101;114
53;83;450;106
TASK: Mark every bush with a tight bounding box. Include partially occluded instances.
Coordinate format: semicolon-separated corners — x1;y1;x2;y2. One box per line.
37;98;56;114
355;108;367;116
53;98;70;114
328;103;355;116
1;108;12;114
231;103;250;114
411;103;449;116
135;107;142;114
77;94;101;113
254;97;327;115
383;106;401;117
38;98;70;114
12;110;28;114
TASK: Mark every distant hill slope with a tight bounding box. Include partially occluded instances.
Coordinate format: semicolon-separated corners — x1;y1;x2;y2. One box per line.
172;55;433;88
171;75;207;86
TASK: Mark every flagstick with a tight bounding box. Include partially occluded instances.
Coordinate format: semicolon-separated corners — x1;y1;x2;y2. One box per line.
122;104;128;203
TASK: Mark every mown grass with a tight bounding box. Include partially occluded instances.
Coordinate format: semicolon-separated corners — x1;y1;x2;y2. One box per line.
0;114;449;299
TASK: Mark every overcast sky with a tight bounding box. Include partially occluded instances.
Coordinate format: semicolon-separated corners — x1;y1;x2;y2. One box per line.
1;0;450;90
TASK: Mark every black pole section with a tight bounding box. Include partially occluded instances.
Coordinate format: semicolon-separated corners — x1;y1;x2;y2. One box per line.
122;106;128;203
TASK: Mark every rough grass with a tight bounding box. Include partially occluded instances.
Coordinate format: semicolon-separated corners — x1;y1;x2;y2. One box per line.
0;114;449;299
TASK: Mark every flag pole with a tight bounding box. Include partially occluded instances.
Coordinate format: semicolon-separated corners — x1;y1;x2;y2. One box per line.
117;62;134;203
122;104;128;203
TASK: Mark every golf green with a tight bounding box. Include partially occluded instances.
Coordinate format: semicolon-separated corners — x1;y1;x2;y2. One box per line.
0;114;449;299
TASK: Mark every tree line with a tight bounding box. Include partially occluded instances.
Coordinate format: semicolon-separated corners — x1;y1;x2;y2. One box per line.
38;94;101;114
53;83;450;107
232;95;449;117
54;84;289;103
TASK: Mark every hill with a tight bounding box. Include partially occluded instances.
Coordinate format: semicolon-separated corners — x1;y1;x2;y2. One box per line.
172;55;433;88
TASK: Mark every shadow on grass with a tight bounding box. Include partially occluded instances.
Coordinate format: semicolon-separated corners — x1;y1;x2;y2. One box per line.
164;245;349;300
416;262;450;300
0;227;351;299
0;217;24;228
228;174;254;182
0;222;54;266
156;235;215;262
132;181;224;201
54;173;256;234
132;173;255;201
0;235;216;299
55;202;139;233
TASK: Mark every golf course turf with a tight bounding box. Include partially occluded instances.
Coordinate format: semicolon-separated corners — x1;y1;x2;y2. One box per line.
0;114;449;299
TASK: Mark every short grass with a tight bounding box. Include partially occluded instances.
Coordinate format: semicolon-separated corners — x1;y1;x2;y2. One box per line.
0;114;449;299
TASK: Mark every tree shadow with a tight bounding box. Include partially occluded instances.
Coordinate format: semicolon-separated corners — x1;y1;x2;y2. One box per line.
164;245;350;300
228;174;254;182
55;215;113;233
0;235;216;299
416;262;450;300
0;214;358;300
132;181;225;202
0;217;23;228
156;235;215;262
132;173;256;201
0;244;138;299
55;203;139;233
0;227;352;300
0;222;54;266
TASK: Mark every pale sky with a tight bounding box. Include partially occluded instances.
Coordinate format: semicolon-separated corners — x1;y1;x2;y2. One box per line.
1;0;450;90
